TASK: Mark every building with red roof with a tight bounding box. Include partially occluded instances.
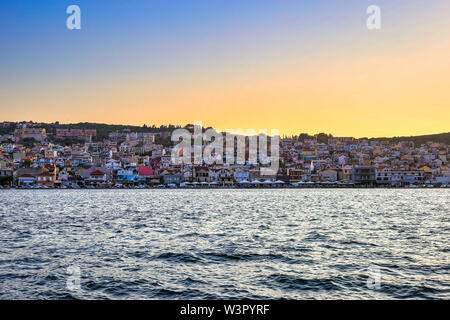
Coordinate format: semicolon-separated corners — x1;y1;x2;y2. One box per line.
138;166;154;177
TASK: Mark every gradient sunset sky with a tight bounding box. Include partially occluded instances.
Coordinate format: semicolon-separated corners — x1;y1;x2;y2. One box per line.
1;0;449;137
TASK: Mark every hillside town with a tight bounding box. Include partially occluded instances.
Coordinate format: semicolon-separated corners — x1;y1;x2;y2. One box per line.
0;121;449;189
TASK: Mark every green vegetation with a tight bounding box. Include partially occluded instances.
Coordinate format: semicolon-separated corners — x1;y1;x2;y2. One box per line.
40;122;182;141
291;133;332;143
289;132;450;145
3;122;450;145
0;124;14;135
371;132;450;145
21;138;36;148
0;176;13;186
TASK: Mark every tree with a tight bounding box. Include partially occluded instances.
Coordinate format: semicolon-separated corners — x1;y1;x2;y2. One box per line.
21;137;36;148
22;160;32;168
316;133;333;143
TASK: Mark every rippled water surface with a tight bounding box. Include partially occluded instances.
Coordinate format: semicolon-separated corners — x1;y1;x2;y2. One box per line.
0;189;449;299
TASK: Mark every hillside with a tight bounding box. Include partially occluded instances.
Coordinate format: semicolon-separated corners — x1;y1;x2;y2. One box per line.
370;132;450;145
2;121;449;144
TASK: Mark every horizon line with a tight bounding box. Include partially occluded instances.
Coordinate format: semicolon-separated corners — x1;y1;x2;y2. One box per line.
3;120;449;140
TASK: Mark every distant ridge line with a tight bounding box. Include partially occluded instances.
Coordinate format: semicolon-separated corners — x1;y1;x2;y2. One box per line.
2;121;449;144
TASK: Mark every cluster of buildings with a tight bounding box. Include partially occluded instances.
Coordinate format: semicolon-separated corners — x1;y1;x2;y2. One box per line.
0;122;449;188
55;128;97;141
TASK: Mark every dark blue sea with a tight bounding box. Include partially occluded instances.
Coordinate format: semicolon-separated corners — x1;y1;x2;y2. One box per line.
0;189;449;299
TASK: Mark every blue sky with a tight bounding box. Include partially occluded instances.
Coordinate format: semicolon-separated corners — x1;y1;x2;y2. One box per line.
1;1;449;137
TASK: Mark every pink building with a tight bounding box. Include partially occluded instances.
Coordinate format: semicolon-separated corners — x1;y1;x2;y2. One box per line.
56;129;97;140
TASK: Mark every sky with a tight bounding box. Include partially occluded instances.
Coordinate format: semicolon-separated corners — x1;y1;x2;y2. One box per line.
1;0;449;137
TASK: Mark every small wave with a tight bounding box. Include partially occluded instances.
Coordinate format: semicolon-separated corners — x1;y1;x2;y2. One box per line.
304;231;329;241
337;240;378;247
153;252;202;264
380;282;443;299
200;252;294;264
267;273;340;291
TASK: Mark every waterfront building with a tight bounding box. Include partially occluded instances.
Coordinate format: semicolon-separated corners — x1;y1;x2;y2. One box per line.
320;169;339;182
192;166;211;183
85;170;108;185
376;170;425;186
352;166;377;185
162;173;181;185
36;172;56;187
17;173;36;186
